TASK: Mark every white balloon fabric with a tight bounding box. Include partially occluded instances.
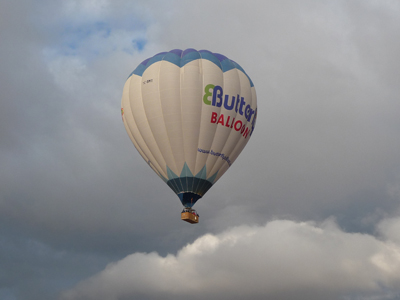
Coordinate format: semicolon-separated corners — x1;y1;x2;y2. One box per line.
121;49;257;208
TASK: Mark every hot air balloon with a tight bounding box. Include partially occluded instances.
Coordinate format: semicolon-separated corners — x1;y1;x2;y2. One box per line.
121;49;257;223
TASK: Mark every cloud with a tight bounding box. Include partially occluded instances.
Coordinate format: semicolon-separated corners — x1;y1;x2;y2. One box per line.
2;0;400;299
60;218;400;300
378;218;400;245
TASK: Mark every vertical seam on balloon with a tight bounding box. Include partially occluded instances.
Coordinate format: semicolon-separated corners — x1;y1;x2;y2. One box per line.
156;54;184;190
199;54;224;190
205;61;237;181
192;51;204;194
156;56;175;171
143;61;166;174
125;75;167;178
194;56;215;195
178;50;186;193
208;66;243;179
156;57;181;193
194;51;217;194
158;59;180;171
220;71;255;175
192;51;205;195
141;55;175;181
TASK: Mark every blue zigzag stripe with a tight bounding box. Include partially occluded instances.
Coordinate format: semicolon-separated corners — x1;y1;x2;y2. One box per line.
128;48;254;87
163;163;218;207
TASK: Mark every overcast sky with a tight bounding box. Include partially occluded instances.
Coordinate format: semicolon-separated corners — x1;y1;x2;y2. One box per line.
1;0;400;299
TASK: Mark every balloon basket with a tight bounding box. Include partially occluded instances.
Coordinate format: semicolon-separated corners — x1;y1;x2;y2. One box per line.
181;208;199;224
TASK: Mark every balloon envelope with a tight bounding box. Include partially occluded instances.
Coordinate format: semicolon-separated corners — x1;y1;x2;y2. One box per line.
121;49;257;207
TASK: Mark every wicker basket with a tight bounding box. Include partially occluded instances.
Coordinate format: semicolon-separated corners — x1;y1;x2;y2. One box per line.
181;212;199;224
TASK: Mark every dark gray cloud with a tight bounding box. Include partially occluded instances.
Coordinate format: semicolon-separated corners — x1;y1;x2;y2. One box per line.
1;0;400;299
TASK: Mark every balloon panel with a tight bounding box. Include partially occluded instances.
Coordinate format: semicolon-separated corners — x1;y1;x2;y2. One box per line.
121;49;257;207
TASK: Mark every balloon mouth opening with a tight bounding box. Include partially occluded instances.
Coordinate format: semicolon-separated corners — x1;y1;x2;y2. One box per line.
178;192;202;208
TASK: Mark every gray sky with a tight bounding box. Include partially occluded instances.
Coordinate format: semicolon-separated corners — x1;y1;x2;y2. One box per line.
1;0;400;299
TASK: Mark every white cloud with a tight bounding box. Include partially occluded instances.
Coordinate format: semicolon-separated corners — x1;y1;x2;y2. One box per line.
378;217;400;246
60;218;400;300
3;1;400;299
62;0;110;17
